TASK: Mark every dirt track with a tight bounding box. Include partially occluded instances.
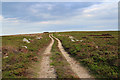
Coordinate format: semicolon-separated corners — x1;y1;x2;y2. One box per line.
36;34;93;79
52;35;93;78
38;34;56;78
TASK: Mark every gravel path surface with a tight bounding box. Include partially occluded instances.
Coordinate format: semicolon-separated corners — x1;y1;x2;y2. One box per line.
38;34;56;78
52;35;93;78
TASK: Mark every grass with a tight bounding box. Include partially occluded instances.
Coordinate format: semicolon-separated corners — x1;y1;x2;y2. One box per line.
50;36;78;78
54;31;119;78
2;33;50;78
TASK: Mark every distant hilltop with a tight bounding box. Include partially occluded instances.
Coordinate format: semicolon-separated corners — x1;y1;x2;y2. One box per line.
44;32;49;33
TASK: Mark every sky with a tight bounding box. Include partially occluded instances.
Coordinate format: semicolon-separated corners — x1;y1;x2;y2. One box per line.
0;1;118;35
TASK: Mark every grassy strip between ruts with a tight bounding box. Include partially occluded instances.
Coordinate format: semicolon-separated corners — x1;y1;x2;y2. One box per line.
50;35;78;78
2;33;50;78
54;31;119;79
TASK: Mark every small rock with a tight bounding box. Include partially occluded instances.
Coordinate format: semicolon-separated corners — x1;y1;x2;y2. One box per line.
80;40;83;42
69;36;74;39
23;38;30;43
76;39;79;41
22;46;27;49
36;36;43;40
3;56;8;59
71;39;75;42
96;46;99;48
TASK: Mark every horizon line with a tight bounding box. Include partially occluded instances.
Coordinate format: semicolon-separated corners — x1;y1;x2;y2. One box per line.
1;30;119;36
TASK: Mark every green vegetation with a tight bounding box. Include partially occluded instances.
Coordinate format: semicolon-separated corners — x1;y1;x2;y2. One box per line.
50;36;78;78
54;31;119;78
2;33;50;78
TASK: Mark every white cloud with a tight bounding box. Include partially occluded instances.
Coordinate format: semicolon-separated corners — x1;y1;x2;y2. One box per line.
29;3;58;19
2;2;118;35
48;6;53;10
83;7;99;13
82;2;118;19
30;3;54;13
35;13;58;19
0;15;2;35
4;2;117;26
3;18;19;23
4;2;117;29
37;2;117;31
35;3;116;28
55;2;118;26
36;20;61;25
0;15;3;21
